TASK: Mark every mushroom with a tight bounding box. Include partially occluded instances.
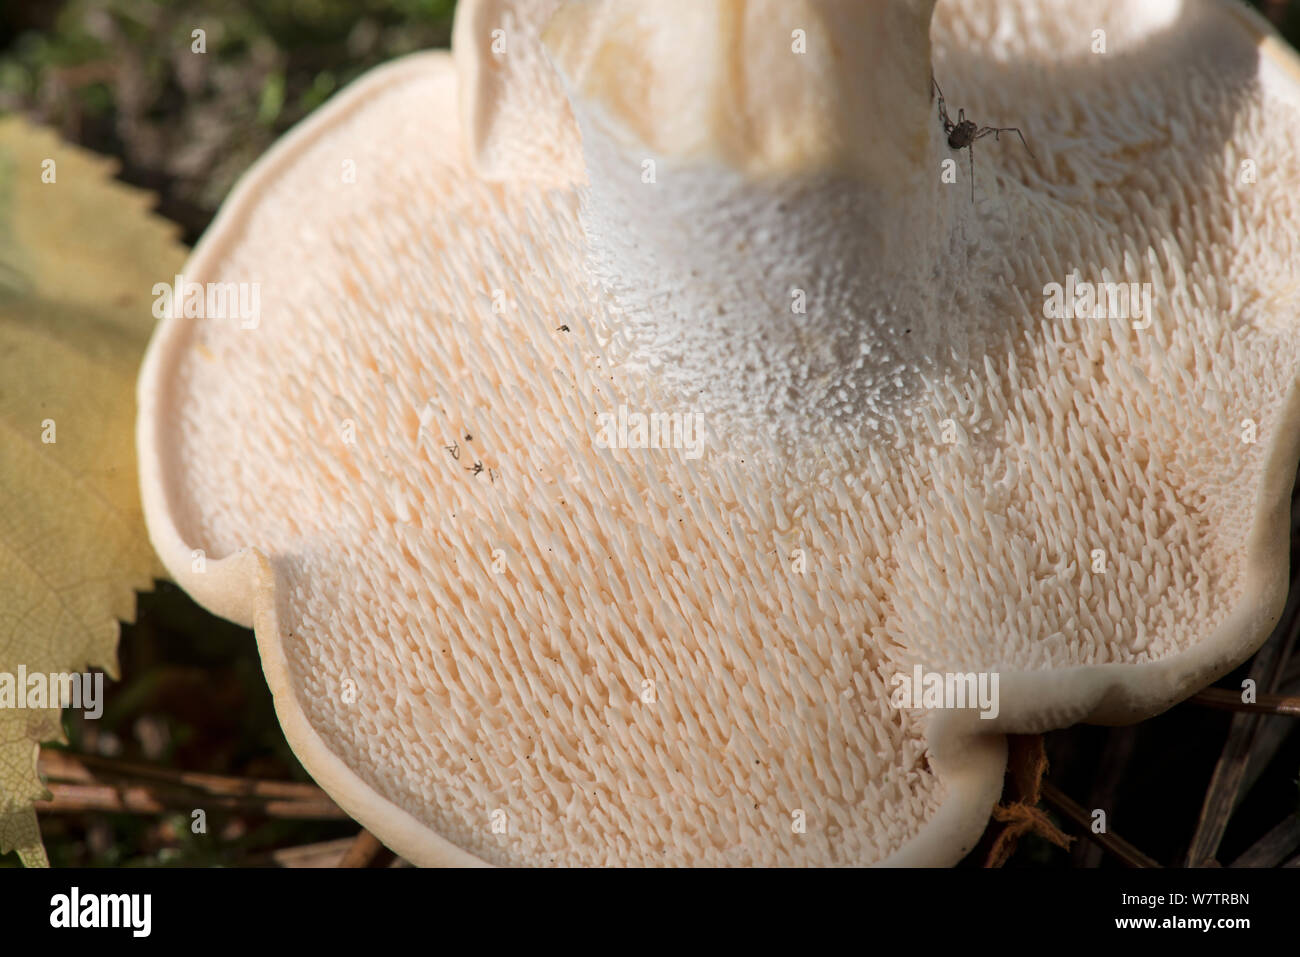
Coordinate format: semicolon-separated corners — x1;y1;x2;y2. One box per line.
137;0;1300;865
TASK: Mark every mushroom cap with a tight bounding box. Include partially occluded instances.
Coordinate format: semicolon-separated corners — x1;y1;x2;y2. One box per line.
138;0;1300;865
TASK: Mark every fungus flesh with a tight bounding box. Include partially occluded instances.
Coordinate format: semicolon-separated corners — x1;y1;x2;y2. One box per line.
138;0;1300;865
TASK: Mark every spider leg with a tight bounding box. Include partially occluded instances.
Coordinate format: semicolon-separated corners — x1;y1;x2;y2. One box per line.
1005;126;1034;158
976;125;1035;158
933;77;950;127
968;143;975;204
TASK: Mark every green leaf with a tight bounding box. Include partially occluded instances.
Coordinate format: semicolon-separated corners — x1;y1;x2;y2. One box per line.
0;118;184;866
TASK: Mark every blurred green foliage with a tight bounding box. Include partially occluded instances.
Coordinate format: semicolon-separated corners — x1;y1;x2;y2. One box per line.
12;581;361;867
0;0;458;242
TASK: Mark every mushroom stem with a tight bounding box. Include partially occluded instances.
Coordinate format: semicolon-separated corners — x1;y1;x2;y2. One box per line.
543;0;965;441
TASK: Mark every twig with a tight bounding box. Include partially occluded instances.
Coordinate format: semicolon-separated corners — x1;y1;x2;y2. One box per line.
41;749;329;801
1071;726;1137;868
1190;688;1300;717
267;838;356;868
1185;575;1300;866
1230;813;1300;868
1040;781;1161;868
37;749;348;819
337;829;394;868
1240;669;1300;799
35;782;348;819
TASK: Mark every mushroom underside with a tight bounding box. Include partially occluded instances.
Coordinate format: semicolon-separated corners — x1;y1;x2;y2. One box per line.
138;0;1300;866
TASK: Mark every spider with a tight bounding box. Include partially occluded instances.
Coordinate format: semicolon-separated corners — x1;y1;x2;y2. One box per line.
932;75;1034;203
